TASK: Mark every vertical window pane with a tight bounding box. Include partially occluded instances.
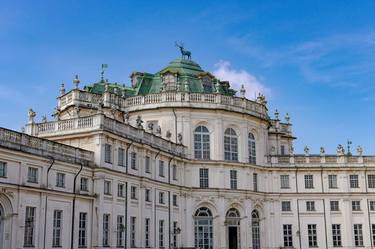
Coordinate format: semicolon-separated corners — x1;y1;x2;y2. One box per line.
194;126;210;160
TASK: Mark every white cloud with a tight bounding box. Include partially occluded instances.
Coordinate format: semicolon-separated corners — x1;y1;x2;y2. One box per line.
212;60;268;99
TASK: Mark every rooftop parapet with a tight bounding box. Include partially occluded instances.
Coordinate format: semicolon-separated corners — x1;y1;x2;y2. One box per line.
0;127;94;166
30;114;185;157
57;89;269;120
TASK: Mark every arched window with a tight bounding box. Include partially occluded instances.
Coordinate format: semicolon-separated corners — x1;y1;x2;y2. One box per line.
248;133;256;164
252;210;260;249
194;126;210;160
0;204;3;249
224;128;238;161
194;207;213;249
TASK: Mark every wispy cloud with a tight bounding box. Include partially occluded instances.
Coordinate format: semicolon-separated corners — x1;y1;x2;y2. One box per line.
212;60;269;99
227;31;375;89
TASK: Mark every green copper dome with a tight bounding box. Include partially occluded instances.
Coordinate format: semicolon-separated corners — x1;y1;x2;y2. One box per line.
83;59;236;97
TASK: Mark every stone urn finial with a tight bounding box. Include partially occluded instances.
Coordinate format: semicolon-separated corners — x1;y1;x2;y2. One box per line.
28;108;36;124
177;133;183;144
357;145;363;156
166;130;172;140
274;109;279;120
148;122;154;132
41;115;47;123
59;83;65;96
285;112;290;124
156;125;161;136
122;84;126;98
337;144;345;156
136;115;143;129
114;82;118;95
304;146;310;156
320;147;325;156
73;74;80;89
215;81;220;93
240;84;246;98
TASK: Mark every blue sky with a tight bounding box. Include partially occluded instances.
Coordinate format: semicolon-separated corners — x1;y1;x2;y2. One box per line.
1;0;375;154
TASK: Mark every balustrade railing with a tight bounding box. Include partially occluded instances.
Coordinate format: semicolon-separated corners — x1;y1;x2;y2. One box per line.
58;90;268;119
0;127;94;165
35;114;185;157
269;154;375;166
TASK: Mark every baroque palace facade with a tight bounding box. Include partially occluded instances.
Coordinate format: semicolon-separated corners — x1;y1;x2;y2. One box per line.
0;57;375;249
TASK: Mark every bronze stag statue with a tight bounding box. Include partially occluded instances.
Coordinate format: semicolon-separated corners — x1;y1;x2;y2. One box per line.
175;42;191;60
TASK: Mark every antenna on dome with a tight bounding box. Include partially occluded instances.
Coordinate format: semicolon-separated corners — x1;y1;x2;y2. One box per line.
100;64;108;82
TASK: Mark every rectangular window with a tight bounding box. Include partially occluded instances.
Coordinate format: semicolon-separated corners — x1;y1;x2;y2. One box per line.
118;183;124;197
159;220;164;248
159;160;164;177
199;168;209;188
131;186;137;200
281;145;285;155
281;201;291;212
173;194;178;207
173;221;178;248
372;224;375;246
80;177;88;191
253;173;258;192
354;224;364;247
118;148;125;166
145;189;151;202
280;175;290;189
370;201;375;211
332;224;342;247
230;170;237;189
283;224;293;247
102;214;110;247
52;210;63;247
306;201;315;211
0;161;6;177
352;200;361;211
172;164;177;180
130;217;136;248
116;215;124;247
56;172;65;188
24;206;36;247
330;201;339;211
145;156;151;173
104;181;111;195
159;192;165;204
368;175;375;188
307;224;317;247
305;175;314;189
145;218;150;248
27;167;38;183
104;144;112;163
328;175;337;189
350;175;359;188
78;212;87;248
131;152;137;170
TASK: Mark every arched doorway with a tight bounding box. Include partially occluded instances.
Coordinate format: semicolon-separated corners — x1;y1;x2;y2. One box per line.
226;208;240;249
252;210;260;249
194;207;213;249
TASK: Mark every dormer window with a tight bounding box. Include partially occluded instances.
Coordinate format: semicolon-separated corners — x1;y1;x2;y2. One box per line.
201;77;212;93
162;73;177;91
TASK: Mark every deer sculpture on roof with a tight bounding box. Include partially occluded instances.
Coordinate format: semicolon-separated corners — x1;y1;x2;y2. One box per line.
175;42;191;60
